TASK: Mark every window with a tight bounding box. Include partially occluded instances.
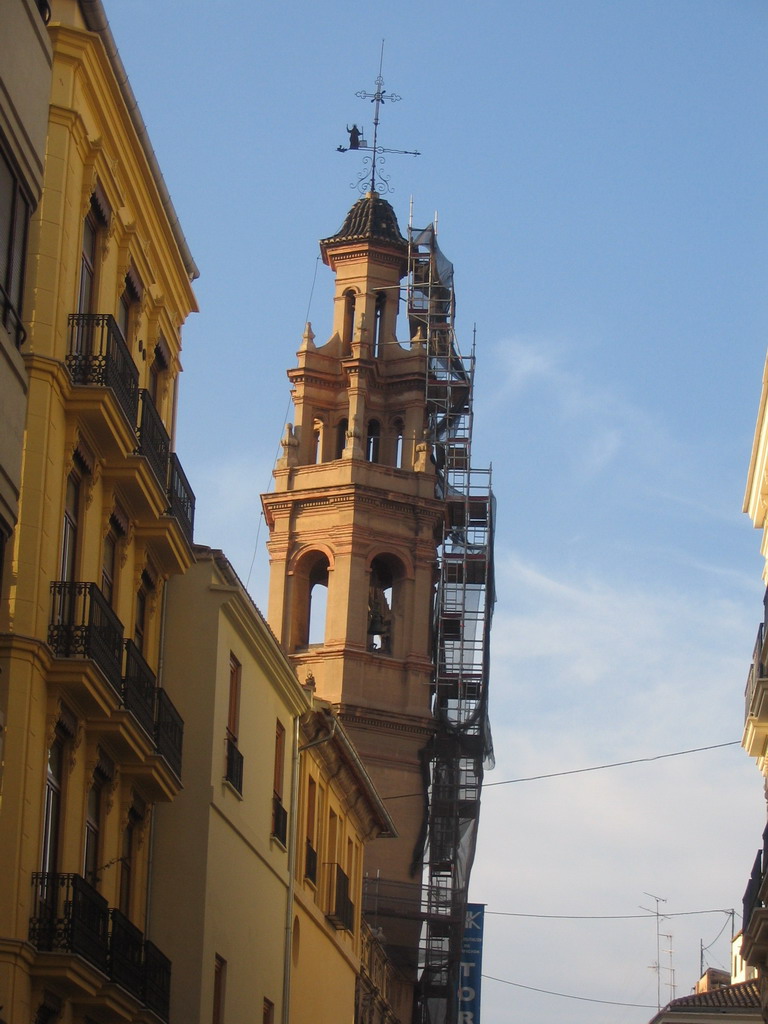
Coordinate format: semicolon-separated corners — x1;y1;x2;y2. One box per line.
0;141;32;347
116;271;140;345
342;289;355;351
393;418;405;469
368;556;396;654
83;781;102;886
60;471;81;583
372;292;385;358
41;733;65;875
273;721;285;802
134;570;154;656
335;418;348;460
77;206;99;317
225;653;243;793
212;955;226;1024
305;777;317;883
101;518;123;607
227;654;241;742
272;720;287;844
118;796;145;919
366;420;381;463
149;341;169;407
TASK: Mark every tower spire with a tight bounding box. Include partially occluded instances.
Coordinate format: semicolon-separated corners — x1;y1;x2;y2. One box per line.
337;41;420;194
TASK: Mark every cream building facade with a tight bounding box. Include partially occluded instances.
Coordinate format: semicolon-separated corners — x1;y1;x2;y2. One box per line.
149;546;401;1024
0;2;198;1021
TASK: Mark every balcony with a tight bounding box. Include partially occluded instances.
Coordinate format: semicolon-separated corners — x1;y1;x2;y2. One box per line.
123;639;156;738
49;582;124;697
742;826;768;969
67;314;139;429
327;863;355;932
305;840;318;884
30;871;109;972
272;796;288;846
29;873;172;1022
743;621;768;761
168;452;195;544
156;688;183;779
225;735;244;794
137;389;170;491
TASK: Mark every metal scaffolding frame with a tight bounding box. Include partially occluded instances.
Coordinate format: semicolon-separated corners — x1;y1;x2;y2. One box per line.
406;223;495;1024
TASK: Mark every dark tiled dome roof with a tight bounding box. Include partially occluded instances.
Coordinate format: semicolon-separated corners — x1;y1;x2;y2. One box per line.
321;192;407;250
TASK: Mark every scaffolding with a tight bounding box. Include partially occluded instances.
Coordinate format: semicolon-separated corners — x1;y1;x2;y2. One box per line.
407;223;495;1024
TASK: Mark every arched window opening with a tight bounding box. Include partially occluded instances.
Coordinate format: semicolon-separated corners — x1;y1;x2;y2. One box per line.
342;290;355;352
366;420;381;463
307;561;328;645
335;419;348;460
393;418;405;469
312;418;323;465
372;292;385;358
367;556;398;654
292;551;331;650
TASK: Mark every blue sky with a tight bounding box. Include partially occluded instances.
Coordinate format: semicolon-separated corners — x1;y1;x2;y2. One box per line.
107;3;768;1023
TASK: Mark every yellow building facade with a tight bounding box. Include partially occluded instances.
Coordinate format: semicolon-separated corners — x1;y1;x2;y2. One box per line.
0;2;197;1021
149;545;400;1024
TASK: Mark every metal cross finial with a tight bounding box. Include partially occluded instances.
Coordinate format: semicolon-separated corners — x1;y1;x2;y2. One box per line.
337;40;420;194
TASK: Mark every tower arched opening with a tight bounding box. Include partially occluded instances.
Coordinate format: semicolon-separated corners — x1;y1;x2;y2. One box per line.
367;554;404;655
290;551;331;650
366;420;381;463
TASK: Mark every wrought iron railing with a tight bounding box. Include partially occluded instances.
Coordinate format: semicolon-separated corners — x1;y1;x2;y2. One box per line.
272;796;288;846
167;452;195;544
225;735;244;794
746;622;766;722
123;639;157;738
155;688;183;779
144;940;172;1020
744;825;768;933
28;874;172;1021
48;581;124;697
305;840;318;884
328;863;354;932
137;389;170;490
67;314;139;427
29;872;110;972
109;908;144;998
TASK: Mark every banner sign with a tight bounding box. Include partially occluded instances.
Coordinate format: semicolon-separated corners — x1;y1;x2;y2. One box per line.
458;903;485;1024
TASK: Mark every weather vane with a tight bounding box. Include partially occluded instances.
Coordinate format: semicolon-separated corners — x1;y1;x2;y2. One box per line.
337;40;420;195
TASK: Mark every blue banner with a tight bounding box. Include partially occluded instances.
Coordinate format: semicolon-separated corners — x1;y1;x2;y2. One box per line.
458;903;485;1024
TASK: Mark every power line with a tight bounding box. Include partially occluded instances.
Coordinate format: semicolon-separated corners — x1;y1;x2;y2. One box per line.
483;741;740;787
382;741;740;801
482;974;656;1008
486;907;735;921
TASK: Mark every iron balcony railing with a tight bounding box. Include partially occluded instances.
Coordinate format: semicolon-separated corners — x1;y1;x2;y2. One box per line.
225;735;244;794
0;280;26;348
156;688;183;779
328;864;354;932
67;314;139;428
137;389;170;490
743;825;768;933
746;622;766;722
29;873;172;1022
143;940;172;1020
305;841;318;884
123;639;157;738
49;581;124;697
110;908;144;998
30;872;110;973
272;796;288;846
168;453;195;544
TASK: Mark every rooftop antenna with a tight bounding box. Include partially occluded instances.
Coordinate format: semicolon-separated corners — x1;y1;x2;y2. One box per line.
641;891;668;1010
337;40;420;195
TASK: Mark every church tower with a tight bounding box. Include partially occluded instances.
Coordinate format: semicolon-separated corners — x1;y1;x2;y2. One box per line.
262;190;494;1024
262;191;441;893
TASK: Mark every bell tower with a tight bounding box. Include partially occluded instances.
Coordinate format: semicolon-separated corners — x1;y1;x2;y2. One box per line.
262;192;441;895
263;190;494;1024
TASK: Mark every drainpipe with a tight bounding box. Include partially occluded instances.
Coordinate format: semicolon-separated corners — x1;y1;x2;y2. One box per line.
281;714;338;1024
